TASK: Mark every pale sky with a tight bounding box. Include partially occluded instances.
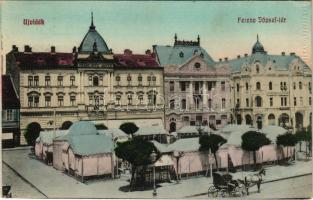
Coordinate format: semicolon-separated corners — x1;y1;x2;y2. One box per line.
1;1;312;65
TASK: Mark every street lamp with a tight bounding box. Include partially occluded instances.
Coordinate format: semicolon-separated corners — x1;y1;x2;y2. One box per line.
196;122;213;178
150;150;157;197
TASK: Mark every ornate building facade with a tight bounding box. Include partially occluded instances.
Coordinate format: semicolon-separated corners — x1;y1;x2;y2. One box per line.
226;36;312;130
154;35;232;132
6;16;164;137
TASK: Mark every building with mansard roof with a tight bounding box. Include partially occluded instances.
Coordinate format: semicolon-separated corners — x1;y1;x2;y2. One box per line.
154;34;232;133
6;15;164;144
223;35;312;130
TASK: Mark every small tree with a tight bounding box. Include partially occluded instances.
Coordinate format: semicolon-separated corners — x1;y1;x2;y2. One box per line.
24;123;42;146
276;133;297;161
115;137;159;189
119;122;139;137
199;134;227;171
95;123;108;130
295;128;312;157
241;131;271;169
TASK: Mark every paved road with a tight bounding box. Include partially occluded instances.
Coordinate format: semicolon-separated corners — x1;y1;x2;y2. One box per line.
2;163;46;198
194;174;312;199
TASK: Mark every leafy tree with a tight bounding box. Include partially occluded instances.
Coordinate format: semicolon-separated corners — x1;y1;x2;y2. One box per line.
199;134;227;171
24;123;42;146
295;128;312;156
60;121;73;130
95;123;108;130
119;122;139;137
241;131;271;169
115;137;159;189
276;133;297;160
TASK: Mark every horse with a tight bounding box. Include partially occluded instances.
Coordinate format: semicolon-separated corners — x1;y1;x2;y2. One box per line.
244;168;266;195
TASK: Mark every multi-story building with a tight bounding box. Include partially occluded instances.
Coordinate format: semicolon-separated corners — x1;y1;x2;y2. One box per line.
154;35;232;132
6;15;164;141
225;35;312;130
2;75;20;147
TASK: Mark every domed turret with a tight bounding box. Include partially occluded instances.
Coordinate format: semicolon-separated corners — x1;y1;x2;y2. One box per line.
78;13;109;53
252;35;265;54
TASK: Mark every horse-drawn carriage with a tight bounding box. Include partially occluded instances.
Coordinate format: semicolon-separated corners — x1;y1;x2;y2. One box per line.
208;168;266;197
208;172;246;197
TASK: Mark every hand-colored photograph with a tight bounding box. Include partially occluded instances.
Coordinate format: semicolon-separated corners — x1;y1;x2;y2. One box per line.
1;1;312;199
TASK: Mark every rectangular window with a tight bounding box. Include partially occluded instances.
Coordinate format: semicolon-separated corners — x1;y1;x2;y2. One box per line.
89;96;93;105
45;76;50;86
28;96;33;107
293;82;296;90
34;76;39;86
222;98;226;109
281;97;283;106
208;81;215;91
70;76;75;86
6;110;13;121
116;96;121;105
169;81;174;92
70;96;76;106
138;95;143;104
58;96;64;106
270;97;273;107
45;96;51;107
57;76;63;86
300;97;303;106
294;97;297;106
309;97;312;106
152;76;156;86
28;76;33;86
34;96;39;107
221;81;225;91
127;94;132;105
180;82;186;92
236;99;240;107
284;97;287;106
246;98;249;107
208;99;212;109
89;76;92;86
99;76;103;86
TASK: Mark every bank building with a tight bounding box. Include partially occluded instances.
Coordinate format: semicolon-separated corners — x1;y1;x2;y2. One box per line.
6;15;164;143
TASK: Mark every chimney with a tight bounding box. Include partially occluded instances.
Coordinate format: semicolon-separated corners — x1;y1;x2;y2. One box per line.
12;45;18;52
281;52;285;56
237;55;241;59
145;49;151;55
24;45;32;53
244;53;248;57
290;52;296;56
72;46;77;53
124;49;132;55
224;57;228;61
219;58;222;62
51;46;56;53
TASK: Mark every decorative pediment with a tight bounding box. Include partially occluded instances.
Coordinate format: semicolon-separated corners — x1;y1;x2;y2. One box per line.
178;55;215;73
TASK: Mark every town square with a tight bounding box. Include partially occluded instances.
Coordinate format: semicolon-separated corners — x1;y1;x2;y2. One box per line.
1;1;312;199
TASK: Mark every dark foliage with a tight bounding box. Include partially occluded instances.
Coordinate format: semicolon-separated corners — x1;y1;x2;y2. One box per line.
241;131;271;152
60;121;73;130
276;133;297;147
119;122;139;136
95;123;108;130
24;123;42;146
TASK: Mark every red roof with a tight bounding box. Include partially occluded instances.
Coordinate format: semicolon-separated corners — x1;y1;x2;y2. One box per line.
114;54;160;68
2;75;20;109
13;52;74;69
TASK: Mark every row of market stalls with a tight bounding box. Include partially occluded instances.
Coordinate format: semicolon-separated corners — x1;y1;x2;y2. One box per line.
35;122;294;182
149;125;295;179
35;121;129;181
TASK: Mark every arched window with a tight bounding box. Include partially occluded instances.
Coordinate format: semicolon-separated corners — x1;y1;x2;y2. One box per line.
256;65;260;73
169;99;175;109
236;83;240;92
256;82;261;90
93;76;99;86
245;82;249;91
269;82;272;90
255;96;262;107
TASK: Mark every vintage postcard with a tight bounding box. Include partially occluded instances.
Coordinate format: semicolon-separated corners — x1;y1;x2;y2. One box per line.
1;1;312;199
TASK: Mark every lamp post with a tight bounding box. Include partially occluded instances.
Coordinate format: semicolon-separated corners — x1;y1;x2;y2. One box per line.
150;150;157;197
196;121;212;178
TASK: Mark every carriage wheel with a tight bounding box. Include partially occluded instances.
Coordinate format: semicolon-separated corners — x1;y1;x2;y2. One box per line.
208;186;217;197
